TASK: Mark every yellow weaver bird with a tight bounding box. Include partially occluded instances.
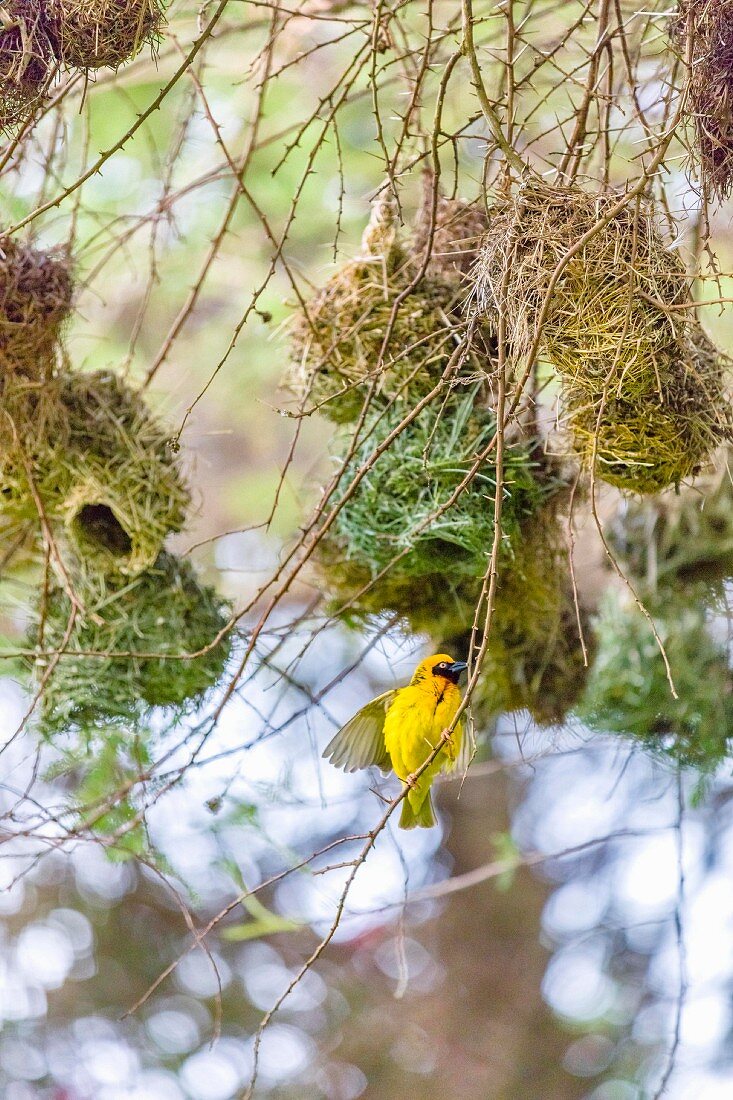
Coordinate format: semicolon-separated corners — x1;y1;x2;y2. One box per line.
323;654;469;829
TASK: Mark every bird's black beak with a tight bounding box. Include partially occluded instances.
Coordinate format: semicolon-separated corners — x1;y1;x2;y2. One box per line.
445;661;468;684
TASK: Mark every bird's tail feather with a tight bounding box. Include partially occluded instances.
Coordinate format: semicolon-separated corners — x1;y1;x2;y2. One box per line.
399;791;435;830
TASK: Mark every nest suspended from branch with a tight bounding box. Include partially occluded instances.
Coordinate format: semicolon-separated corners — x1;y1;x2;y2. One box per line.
315;386;558;637
32;551;233;739
289;197;469;424
472;180;688;392
672;0;733;201
611;448;733;590
0;237;73;378
0;372;69;525
48;0;165;71
0;370;190;573
463;507;593;728
579;585;733;770
0;0;56;133
472;182;730;492
56;371;190;575
567;324;731;493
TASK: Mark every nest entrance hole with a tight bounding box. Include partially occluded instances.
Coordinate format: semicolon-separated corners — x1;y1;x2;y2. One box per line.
73;503;133;557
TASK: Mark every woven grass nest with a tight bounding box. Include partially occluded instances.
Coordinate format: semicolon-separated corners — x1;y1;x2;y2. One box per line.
0;0;56;133
611;449;733;589
672;0;733;200
567;323;731;493
579;585;733;770
472;181;730;492
315;385;560;638
289;196;491;424
463;509;593;728
414;194;490;282
0;369;189;574
0;236;73;378
47;0;165;71
32;551;233;739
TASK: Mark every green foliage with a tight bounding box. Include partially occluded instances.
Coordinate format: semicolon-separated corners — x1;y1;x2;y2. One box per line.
32;551;233;739
73;735;149;860
579;587;733;769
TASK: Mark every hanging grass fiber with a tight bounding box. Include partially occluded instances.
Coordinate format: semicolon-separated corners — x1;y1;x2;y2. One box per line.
0;0;56;134
611;448;733;590
32;551;233;739
0;236;73;378
465;508;593;728
48;0;165;71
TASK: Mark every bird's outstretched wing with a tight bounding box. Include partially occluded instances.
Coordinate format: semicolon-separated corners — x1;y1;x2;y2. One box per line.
322;690;397;773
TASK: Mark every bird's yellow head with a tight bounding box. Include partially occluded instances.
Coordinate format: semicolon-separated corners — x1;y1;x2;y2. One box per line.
411;653;468;687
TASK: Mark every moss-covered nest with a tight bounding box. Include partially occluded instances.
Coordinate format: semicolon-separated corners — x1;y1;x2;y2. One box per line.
0;369;190;573
578;586;733;770
672;0;733;201
315;386;559;636
48;0;165;71
0;236;73;378
0;0;56;133
610;449;733;589
32;551;233;739
567;323;731;493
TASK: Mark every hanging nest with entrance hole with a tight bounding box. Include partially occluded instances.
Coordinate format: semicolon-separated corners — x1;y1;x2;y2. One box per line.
566;324;731;493
31;551;233;739
672;0;733;201
289;198;473;424
462;507;594;729
0;236;73;378
610;448;733;589
0;370;189;573
315;386;558;638
472;182;729;492
47;0;165;71
579;585;733;770
0;0;56;134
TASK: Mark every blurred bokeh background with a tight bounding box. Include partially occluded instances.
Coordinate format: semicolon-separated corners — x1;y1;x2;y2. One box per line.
2;2;733;1098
